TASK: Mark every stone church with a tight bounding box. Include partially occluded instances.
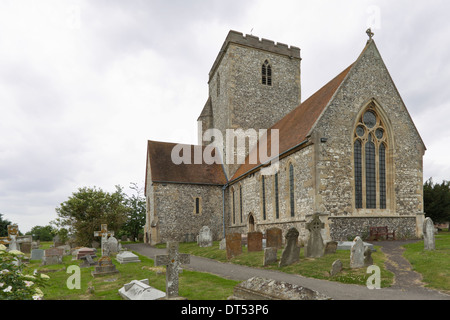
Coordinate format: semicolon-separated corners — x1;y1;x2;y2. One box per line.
144;30;426;245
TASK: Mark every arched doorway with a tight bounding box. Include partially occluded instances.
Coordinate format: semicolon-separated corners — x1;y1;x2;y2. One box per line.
248;213;255;232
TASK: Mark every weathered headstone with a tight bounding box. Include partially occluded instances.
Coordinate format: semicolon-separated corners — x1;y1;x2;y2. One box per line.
118;279;166;300
107;236;119;254
42;248;64;265
80;254;98;268
305;213;325;258
324;241;338;255
330;259;343;277
154;242;190;299
30;249;44;261
263;247;278;266
21;242;32;254
350;236;365;269
226;233;242;259
247;232;263;252
423;217;435;251
219;238;226;250
53;235;64;247
198;226;213;247
116;251;141;264
279;227;301;267
76;247;96;260
266;228;282;249
228;277;331;300
92;224;119;277
364;247;373;266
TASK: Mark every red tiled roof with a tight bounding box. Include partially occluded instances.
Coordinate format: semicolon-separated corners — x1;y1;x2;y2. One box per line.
146;140;227;185
230;63;354;181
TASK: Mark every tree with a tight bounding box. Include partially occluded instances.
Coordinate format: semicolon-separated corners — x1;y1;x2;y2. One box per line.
0;213;12;237
54;185;129;247
119;182;146;241
27;225;56;241
423;178;450;225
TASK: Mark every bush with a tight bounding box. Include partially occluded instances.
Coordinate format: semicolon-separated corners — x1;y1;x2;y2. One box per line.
0;244;49;300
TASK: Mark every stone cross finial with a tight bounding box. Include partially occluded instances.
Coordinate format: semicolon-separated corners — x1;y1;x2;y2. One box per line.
366;28;374;40
0;224;28;251
154;242;190;299
94;224;114;257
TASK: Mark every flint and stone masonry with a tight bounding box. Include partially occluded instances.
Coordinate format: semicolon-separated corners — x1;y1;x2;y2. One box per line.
144;30;426;245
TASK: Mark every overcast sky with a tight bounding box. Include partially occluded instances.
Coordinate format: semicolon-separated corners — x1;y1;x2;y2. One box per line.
1;0;449;234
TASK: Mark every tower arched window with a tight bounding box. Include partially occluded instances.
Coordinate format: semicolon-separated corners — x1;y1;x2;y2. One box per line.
353;105;388;210
262;60;272;86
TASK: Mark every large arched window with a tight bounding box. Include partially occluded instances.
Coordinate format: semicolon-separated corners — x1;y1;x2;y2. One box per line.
354;105;388;210
289;163;295;217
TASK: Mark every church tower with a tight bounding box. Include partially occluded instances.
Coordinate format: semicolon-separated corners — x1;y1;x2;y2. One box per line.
198;30;301;178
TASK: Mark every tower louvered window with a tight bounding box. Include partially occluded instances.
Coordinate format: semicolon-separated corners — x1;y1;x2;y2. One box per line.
262;60;272;86
353;105;389;210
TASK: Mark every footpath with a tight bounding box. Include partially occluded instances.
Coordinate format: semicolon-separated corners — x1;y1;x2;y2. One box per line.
127;241;450;300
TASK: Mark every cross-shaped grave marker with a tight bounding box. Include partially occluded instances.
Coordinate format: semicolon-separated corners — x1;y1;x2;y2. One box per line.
0;224;30;251
94;224;114;257
154;242;190;299
305;213;325;258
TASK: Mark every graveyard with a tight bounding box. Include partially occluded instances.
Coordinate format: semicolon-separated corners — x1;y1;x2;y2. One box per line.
1;222;449;300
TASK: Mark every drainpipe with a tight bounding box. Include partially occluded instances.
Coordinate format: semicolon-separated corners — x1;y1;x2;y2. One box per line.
222;184;228;239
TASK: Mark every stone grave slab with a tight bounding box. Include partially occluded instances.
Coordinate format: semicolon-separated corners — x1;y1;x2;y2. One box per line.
30;249;44;261
266;228;282;249
247;232;263;252
263;247;277;266
76;247;97;260
119;279;166;300
116;251;141;264
226;233;242;259
337;241;375;252
91;256;119;277
228;277;331;300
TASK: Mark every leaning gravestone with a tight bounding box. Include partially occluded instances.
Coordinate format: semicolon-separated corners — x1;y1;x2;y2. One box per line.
247;232;263;252
279;227;301;267
226;233;242;259
266;228;282;249
330;259;343;277
198;226;213;247
305;213;325;258
119;279;166;300
423;217;435;251
350;236;365;269
228;277;331;300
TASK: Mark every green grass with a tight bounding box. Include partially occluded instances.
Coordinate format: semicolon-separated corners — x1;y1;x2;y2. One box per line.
23;250;238;300
156;241;394;287
403;231;450;292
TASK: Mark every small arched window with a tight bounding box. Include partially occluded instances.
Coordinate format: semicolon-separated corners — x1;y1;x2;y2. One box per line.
262;60;272;86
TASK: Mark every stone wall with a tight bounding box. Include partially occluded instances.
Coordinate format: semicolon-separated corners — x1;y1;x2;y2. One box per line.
147;182;223;244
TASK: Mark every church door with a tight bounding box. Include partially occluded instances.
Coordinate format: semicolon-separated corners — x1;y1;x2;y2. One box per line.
248;214;255;232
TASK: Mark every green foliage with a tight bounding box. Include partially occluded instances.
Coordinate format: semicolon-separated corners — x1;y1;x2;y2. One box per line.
27;225;56;241
54;185;129;246
424;178;450;223
0;214;12;237
0;246;49;300
119;182;146;241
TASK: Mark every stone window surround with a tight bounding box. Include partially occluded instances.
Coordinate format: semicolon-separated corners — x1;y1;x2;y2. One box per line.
352;99;394;214
192;196;203;215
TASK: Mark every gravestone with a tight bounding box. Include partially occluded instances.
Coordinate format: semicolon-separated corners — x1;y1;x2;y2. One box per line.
76;247;96;260
324;241;338;254
279;227;301;267
364;247;373;266
266;228;282;249
91;224;119;277
219;238;226;250
0;224;31;252
226;233;242;259
53;235;64;247
263;247;278;266
198;226;213;247
116;251;141;264
154;242;190;299
119;279;166;300
423;217;435;250
305;213;325;258
30;249;44;261
247;232;263;252
21;242;32;254
228;277;331;300
42;248;64;265
107;236;119;254
330;259;343;277
350;236;365;269
80;254;98;268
